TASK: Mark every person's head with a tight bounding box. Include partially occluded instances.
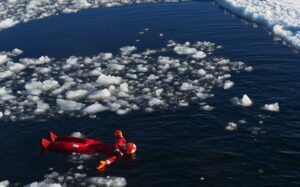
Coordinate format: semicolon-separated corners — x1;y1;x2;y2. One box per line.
124;142;137;160
125;142;137;154
114;130;123;138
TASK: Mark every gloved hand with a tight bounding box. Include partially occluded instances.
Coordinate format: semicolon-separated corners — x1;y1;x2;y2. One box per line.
96;160;107;171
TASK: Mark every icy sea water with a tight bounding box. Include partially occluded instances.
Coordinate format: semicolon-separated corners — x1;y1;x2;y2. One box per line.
0;1;300;186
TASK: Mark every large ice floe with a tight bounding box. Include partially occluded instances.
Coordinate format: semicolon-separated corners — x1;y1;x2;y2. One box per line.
0;40;252;121
216;0;300;50
0;0;181;31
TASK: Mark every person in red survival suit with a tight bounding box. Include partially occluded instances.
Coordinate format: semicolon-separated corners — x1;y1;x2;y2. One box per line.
97;130;137;171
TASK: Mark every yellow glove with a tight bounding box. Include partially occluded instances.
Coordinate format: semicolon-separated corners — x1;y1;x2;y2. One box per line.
96;161;107;171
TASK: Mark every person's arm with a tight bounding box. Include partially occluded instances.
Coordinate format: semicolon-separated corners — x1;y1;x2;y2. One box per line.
97;152;123;171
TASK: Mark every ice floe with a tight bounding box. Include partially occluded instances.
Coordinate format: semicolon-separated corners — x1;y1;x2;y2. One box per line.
231;94;253;107
216;0;300;50
262;102;280;112
0;180;9;187
0;40;251;121
225;122;238;131
0;0;182;31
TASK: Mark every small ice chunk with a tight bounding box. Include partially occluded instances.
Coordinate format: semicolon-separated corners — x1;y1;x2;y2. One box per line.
56;99;85;111
192;51;206;59
155;89;163;97
231;94;253;107
0;112;3;119
96;74;122;86
245;66;253;72
180;82;193;91
148;98;164;107
90;68;102;76
239;119;247;124
0;55;9;64
137;64;148;72
42;80;60;91
12;48;23;55
0;70;14;79
71;132;84;138
120;83;129;93
262;102;280;112
174;45;197;55
147;74;159;81
83;103;108;114
0;18;19;30
200;105;215;111
225;122;238;131
24;181;62;187
66;90;89;100
85;176;126;187
34;101;50;114
108;64;125;71
197;69;206;76
88;89;111;100
223;81;234;90
8;63;26;73
0;180;9;187
120;46;137;55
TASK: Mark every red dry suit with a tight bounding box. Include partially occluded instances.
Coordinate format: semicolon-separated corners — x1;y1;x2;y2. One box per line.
104;136;127;165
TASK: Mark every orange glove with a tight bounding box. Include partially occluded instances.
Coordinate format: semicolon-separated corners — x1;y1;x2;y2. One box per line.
96;161;107;171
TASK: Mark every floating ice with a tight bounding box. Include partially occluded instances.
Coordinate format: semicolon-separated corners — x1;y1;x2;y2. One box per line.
57;99;85;111
216;0;300;50
200;105;215;111
231;94;253;107
22;168;126;187
83;103;109;114
262;102;280;112
96;74;122;86
0;180;9;187
225;122;238;131
66;90;89;100
0;0;183;31
86;177;127;187
71;132;85;138
0;40;250;121
192;51;206;60
223;80;234;90
174;44;197;55
0;55;9;64
24;182;62;187
0;18;18;30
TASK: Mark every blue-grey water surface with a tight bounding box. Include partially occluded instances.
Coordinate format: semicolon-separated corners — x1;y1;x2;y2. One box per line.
0;1;300;186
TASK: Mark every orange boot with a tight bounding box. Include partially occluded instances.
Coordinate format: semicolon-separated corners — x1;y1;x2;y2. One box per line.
97;160;107;171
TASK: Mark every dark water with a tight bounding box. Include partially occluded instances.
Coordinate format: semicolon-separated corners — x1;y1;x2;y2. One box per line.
0;1;300;186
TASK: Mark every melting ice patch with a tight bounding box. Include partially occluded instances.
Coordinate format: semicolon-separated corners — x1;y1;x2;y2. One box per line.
216;0;300;50
0;40;252;121
0;0;182;31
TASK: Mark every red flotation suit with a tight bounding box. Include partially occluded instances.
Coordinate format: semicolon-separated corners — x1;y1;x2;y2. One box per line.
41;130;137;171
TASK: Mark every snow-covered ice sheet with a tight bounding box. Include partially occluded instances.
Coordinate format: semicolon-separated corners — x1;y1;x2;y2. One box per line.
0;40;252;121
216;0;300;50
0;0;182;31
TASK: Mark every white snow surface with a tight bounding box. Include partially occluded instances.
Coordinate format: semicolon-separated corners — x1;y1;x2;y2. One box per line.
216;0;300;49
0;0;182;31
0;40;251;121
